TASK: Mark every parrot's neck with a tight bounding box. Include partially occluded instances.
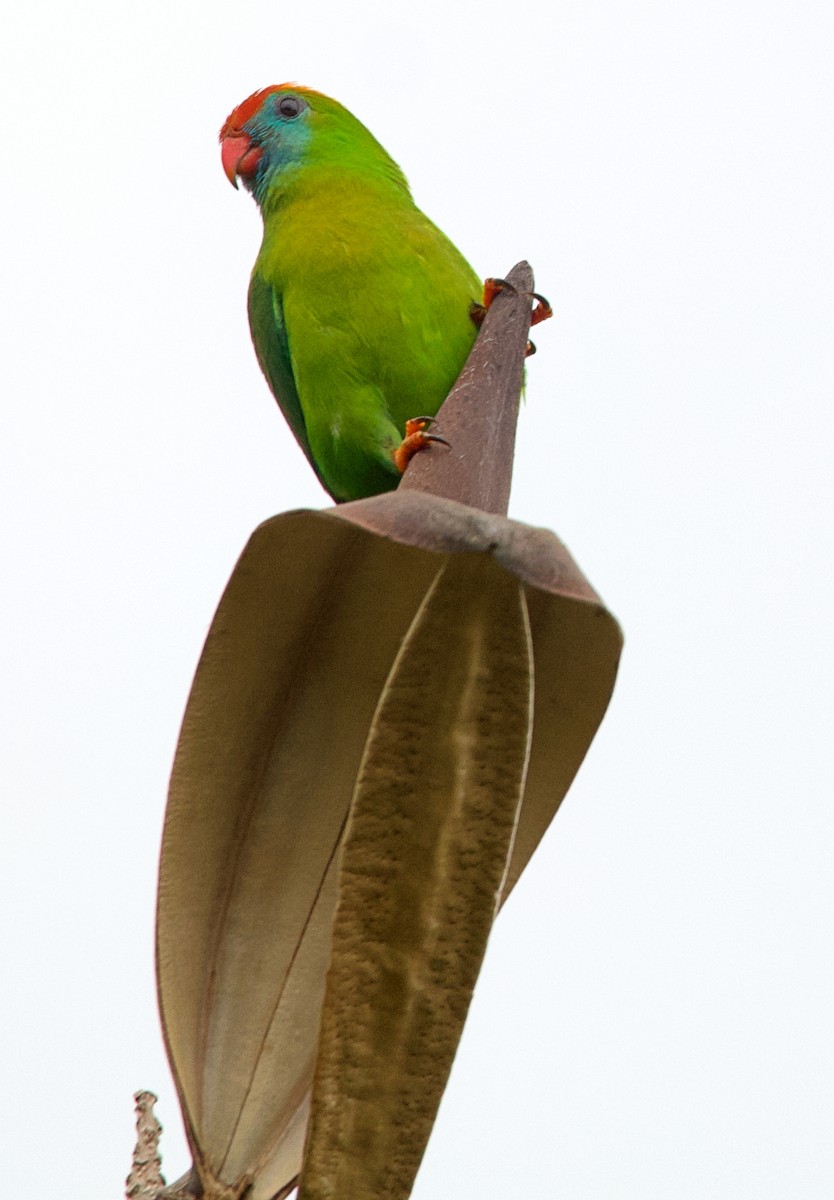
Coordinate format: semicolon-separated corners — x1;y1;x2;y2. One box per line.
255;154;411;220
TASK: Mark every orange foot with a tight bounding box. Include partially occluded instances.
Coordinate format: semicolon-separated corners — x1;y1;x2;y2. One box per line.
393;416;450;474
470;278;553;355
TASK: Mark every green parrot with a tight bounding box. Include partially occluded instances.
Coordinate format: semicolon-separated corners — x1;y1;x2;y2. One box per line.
219;85;486;503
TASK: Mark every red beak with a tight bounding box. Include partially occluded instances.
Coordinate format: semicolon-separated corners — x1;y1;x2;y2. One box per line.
220;132;262;189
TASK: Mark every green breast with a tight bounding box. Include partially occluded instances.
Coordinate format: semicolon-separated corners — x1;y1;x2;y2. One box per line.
249;170;480;501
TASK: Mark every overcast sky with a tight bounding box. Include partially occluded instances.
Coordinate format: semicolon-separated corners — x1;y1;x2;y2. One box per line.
2;0;833;1196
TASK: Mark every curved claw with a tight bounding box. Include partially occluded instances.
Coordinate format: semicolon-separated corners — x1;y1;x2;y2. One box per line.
395;419;451;474
483;277;518;306
529;291;553;326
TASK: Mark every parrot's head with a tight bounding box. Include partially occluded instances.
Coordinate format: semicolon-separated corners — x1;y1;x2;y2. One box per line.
220;85;408;208
220;84;314;201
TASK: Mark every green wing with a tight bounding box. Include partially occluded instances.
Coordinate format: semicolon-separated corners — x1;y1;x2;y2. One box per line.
247;271;330;493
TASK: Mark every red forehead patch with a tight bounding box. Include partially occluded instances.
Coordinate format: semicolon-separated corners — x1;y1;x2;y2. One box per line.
220;83;310;137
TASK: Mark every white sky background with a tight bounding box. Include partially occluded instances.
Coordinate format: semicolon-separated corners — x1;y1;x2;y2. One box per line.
1;0;832;1195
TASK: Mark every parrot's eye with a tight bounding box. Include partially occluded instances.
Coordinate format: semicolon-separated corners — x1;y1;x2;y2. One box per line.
276;95;304;120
